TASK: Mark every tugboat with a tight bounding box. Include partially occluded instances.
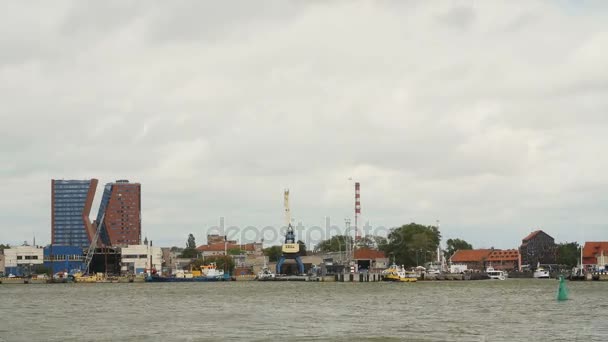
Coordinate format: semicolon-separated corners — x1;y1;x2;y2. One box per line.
382;264;417;282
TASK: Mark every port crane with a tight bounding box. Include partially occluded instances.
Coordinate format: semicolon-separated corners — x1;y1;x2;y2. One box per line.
82;212;105;274
276;189;304;275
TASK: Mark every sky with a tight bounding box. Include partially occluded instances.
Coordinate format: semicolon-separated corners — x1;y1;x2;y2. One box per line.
1;1;607;249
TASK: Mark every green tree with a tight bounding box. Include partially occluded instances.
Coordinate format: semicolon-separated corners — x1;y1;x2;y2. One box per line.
0;244;9;252
315;235;353;253
187;234;196;249
557;242;580;268
227;247;243;255
354;235;388;250
297;240;307;256
170;246;183;253
444;238;473;260
264;245;283;262
382;223;441;267
179;234;198;258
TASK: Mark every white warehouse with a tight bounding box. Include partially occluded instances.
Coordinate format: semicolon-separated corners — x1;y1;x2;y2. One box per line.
120;245;162;275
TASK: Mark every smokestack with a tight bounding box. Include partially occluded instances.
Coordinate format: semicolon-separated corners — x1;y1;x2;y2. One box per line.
355;182;361;241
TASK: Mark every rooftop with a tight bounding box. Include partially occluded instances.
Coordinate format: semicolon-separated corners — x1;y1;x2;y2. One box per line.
583;242;608;258
451;249;492;263
522;230;553;242
354;248;386;260
487;249;519;261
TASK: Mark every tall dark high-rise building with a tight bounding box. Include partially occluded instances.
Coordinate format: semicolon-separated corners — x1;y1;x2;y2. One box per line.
51;179;98;247
96;180;141;246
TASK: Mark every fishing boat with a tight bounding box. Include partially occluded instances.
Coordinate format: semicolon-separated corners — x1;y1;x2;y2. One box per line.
382;264;417;282
486;266;507;280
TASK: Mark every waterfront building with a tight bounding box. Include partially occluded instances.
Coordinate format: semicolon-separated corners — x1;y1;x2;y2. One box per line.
0;254;5;275
197;241;263;257
52;179;98;247
450;249;492;271
519;230;557;267
450;249;520;272
3;246;44;276
120;244;162;275
487;249;520;271
43;245;84;274
354;248;388;271
582;242;608;271
96;180;142;247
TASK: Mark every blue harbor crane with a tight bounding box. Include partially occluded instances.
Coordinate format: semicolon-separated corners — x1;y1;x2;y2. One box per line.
276;189;304;275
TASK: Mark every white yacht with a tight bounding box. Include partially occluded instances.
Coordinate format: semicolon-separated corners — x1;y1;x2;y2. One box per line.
486;266;507;280
533;266;550;279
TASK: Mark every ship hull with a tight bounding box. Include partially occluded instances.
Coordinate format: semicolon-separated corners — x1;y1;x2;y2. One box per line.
145;276;226;283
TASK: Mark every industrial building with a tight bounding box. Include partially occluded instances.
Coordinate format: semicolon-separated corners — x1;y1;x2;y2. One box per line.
51;179;98;247
120;244;162;275
43;245;84;274
96;180;142;246
3;245;44;276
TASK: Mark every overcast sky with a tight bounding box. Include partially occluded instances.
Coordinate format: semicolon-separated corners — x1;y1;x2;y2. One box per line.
1;1;607;249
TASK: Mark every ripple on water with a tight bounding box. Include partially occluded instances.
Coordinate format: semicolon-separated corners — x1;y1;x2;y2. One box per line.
0;280;607;341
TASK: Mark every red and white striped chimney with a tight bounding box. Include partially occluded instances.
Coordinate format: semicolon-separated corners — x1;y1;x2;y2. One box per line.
355;182;361;241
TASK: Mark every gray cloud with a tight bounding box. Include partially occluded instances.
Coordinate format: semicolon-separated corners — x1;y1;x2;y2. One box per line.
1;1;607;249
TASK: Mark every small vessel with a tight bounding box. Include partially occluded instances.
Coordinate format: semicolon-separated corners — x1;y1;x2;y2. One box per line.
199;263;225;280
382;264;417;282
146;263;227;282
256;258;276;281
533;263;550;279
486;266;507;280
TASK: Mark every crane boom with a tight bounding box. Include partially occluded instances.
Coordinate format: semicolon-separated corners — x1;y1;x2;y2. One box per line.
83;212;105;274
284;189;291;228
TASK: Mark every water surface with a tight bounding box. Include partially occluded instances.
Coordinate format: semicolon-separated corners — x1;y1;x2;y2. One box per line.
0;279;606;341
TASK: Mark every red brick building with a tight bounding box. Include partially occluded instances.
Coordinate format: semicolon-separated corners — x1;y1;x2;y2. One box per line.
96;180;141;246
451;249;520;271
583;242;608;269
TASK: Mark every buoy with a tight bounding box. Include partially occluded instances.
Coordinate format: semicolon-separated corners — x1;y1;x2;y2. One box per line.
557;275;569;301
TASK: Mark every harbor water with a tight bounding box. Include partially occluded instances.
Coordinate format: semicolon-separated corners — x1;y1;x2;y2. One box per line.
1;279;607;341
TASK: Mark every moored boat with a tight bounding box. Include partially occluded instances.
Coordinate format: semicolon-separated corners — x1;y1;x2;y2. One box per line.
382;264;417;282
533;263;550;279
486;266;507;280
146;263;228;282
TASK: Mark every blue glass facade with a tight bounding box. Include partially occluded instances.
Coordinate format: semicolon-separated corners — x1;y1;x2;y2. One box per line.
43;245;85;274
52;179;97;247
96;183;112;246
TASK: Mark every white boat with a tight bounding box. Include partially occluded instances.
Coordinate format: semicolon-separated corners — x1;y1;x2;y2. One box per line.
533;262;550;278
533;267;550;279
200;263;225;280
256;266;276;281
486;266;507;280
